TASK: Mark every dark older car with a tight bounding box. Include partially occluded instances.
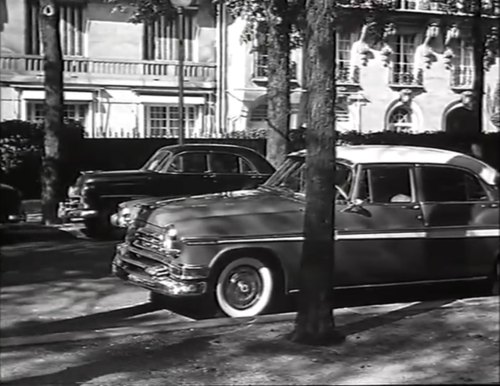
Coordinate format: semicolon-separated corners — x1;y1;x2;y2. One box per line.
58;144;274;237
112;145;500;317
0;183;26;224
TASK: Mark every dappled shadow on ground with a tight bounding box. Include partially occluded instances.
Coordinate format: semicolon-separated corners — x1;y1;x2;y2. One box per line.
0;303;163;338
2;298;498;385
1;238;117;286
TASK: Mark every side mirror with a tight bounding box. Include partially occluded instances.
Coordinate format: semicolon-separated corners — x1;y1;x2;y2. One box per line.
340;198;365;213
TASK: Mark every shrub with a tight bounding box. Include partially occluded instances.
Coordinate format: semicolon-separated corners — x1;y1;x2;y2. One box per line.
0;120;84;198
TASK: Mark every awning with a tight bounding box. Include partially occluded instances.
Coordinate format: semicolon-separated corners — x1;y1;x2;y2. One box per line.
22;90;94;101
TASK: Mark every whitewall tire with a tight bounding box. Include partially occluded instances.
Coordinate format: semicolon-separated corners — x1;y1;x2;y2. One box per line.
215;257;274;317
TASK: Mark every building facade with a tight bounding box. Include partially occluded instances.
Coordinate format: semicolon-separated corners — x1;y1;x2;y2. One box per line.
0;0;499;138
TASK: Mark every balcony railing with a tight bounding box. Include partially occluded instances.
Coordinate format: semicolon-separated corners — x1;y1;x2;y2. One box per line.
0;55;216;80
393;0;500;14
336;64;360;85
389;68;423;87
450;66;473;89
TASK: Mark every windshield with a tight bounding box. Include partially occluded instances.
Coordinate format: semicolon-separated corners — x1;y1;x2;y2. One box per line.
263;156;353;199
141;150;173;172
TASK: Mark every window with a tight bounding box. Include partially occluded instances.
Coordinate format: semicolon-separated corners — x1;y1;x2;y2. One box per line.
336;32;352;83
388;105;413;132
27;102;88;125
168;152;207;173
145;105;199;138
451;40;473;88
420;167;488;202
395;0;417;10
358;166;413;203
254;50;268;78
210;153;240;174
143;13;195;61
27;0;85;56
391;35;418;85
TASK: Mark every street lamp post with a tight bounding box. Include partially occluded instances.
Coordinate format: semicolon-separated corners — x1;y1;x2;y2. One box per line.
171;0;192;145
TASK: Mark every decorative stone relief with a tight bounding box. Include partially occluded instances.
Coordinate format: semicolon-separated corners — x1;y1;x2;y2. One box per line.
380;23;397;67
443;23;461;70
416;21;439;69
351;22;375;67
398;88;414;105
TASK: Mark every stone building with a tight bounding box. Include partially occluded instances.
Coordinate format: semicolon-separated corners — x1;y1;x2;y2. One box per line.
0;0;499;138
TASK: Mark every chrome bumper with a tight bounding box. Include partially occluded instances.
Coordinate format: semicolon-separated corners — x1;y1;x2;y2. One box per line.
112;243;207;297
58;199;98;221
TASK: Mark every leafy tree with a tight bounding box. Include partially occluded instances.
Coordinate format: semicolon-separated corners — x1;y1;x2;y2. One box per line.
222;0;305;168
39;0;64;224
290;0;392;345
289;0;341;346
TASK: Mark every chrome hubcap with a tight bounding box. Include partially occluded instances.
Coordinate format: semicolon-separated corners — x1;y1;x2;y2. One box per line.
224;266;262;310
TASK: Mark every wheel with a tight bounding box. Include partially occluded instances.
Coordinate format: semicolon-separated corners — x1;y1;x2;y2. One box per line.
215;257;274;317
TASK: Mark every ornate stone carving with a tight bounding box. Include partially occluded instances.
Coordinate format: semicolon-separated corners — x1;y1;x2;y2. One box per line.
416;21;439;69
380;23;397;67
443;24;461;70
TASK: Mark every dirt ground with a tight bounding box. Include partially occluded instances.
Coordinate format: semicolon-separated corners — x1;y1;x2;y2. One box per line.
1;296;498;385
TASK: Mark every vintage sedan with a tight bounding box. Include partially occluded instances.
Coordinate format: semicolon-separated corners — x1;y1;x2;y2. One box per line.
58;144;274;237
111;145;500;317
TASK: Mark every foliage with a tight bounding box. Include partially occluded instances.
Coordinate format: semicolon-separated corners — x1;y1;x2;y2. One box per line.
105;0;176;23
0;120;84;198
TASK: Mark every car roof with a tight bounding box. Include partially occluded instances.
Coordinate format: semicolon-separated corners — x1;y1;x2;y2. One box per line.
154;143;275;173
158;143;259;154
289;145;498;185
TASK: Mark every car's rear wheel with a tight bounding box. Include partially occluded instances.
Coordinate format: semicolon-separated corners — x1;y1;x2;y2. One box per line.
215;257;274;317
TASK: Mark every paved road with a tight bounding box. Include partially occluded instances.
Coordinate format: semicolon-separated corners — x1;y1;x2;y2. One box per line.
0;223;193;339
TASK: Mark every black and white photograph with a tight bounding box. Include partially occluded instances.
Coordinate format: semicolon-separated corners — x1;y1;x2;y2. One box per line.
1;0;499;384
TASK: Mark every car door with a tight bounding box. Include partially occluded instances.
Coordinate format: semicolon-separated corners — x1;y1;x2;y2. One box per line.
154;151;213;196
335;164;427;286
417;165;499;279
208;152;262;192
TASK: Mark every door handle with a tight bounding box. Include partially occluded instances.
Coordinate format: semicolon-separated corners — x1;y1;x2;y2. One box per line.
402;204;421;210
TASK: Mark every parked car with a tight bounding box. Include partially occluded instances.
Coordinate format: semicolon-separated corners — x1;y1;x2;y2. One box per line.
58;144;274;237
0;183;26;224
111;145;500;317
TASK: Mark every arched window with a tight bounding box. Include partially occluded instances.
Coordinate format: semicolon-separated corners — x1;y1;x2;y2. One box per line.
388;105;413;132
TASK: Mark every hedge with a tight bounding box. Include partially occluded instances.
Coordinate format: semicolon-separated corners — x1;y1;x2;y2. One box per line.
1;120;498;199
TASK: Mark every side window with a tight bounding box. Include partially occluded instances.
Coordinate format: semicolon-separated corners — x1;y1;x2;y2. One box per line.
420;167;488;202
240;157;257;174
210;153;240;173
358;166;413;203
167;152;207;173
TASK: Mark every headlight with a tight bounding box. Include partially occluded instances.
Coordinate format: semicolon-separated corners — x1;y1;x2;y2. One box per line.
67;186;78;197
161;224;178;251
116;206;141;228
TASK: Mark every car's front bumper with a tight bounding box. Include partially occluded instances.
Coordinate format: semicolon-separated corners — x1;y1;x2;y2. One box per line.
111;243;207;297
58;199;98;221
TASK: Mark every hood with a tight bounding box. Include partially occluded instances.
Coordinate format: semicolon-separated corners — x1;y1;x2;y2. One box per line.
142;188;304;238
72;169;152;193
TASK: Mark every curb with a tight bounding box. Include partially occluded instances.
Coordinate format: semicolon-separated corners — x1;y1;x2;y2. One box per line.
3;297;494;349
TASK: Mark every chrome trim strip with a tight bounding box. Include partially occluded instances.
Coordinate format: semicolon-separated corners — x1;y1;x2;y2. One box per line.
184;228;499;245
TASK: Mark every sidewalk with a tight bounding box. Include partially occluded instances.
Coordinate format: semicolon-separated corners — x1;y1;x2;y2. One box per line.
1;296;498;385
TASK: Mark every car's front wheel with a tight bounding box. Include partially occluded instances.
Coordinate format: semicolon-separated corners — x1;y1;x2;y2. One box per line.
215;257;274;317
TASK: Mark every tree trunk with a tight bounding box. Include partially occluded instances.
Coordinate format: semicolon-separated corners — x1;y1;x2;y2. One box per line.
39;0;63;224
265;0;291;168
471;0;484;158
290;0;343;345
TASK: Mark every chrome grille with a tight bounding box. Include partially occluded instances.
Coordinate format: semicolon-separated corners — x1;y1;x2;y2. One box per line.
132;227;163;254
